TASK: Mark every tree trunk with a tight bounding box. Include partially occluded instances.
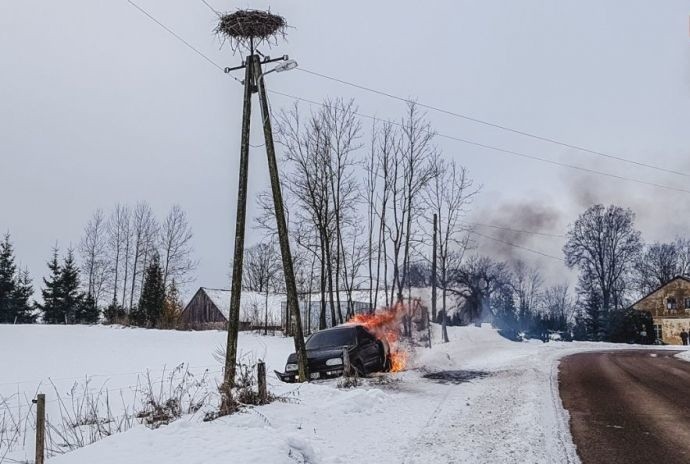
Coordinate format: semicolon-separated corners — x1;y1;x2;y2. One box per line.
324;239;338;327
319;232;327;330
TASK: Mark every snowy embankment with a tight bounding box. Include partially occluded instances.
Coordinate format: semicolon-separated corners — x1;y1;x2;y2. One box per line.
1;325;686;464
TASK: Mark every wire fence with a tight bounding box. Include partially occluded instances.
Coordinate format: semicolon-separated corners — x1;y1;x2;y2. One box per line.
0;363;226;462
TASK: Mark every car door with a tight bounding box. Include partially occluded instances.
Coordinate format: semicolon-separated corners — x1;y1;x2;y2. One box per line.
356;326;380;370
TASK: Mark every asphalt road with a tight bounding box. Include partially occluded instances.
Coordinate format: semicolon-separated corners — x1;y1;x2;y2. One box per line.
559;350;690;464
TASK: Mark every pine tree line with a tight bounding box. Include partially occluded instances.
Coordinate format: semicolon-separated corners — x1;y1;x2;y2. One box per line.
36;247;98;324
0;201;192;328
0;233;34;323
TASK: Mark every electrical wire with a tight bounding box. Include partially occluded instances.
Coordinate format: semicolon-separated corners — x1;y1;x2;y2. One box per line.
297;67;690;178
124;2;690;196
199;0;221;17
468;230;566;262
468;222;566;238
267;90;690;195
126;0;240;84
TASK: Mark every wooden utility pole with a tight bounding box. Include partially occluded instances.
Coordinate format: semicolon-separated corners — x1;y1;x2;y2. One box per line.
253;55;309;382
223;58;254;401
432;213;438;322
34;393;45;464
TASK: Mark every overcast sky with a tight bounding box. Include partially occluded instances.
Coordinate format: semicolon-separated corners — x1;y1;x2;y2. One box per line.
1;0;689;299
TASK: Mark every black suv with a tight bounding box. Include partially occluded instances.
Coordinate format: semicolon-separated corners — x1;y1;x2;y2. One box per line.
276;324;391;382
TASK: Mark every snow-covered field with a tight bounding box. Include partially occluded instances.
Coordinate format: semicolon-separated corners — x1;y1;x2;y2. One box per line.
1;325;688;464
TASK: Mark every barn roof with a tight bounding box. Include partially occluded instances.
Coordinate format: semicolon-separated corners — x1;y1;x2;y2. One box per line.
201;287;231;318
194;287;284;323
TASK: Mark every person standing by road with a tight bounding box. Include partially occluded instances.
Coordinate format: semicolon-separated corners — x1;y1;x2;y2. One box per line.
680;328;689;346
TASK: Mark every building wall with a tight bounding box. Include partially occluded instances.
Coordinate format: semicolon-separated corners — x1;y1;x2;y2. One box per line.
633;278;690;344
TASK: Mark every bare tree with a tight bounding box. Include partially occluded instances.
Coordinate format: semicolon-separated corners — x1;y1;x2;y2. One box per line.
243;242;278;292
450;255;511;324
322;98;362;323
543;283;574;330
675;237;690;277
634;242;678;294
375;122;396;308
564;204;642;340
79;209;110;305
159;205;197;291
129;202;158;310
423;154;478;329
634;239;690;294
106;204;130;307
277;102;337;328
387;102;436;305
242;241;282;334
510;260;544;330
365;120;380;311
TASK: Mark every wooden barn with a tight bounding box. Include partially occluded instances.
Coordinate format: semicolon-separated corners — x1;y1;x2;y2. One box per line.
180;287;284;330
631;276;690;344
180;287;234;330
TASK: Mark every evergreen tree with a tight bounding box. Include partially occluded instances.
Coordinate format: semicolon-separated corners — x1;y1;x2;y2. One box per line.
0;234;34;323
60;249;83;324
103;301;126;325
12;268;36;323
75;293;99;324
0;234;17;323
491;285;520;340
138;253;165;327
160;279;183;329
38;247;64;324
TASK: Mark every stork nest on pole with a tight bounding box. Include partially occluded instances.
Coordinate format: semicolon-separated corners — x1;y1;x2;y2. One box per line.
215;9;287;53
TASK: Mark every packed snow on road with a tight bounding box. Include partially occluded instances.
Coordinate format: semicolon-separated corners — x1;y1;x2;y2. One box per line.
1;324;687;464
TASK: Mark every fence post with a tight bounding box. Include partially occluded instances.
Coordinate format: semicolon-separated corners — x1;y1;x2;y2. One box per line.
34;393;45;464
342;348;352;377
257;361;267;404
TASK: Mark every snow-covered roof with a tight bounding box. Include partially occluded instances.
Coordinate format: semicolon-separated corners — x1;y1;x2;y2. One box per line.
198;288;284;325
201;288;231;318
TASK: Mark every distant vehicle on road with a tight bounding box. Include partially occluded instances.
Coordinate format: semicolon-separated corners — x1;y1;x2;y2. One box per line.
276;324;391;382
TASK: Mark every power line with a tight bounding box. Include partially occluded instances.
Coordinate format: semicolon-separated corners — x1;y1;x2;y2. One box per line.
469;230;565;262
126;0;240;83
267;90;690;196
468;222;566;238
199;0;221;17
297;68;690;179
124;3;690;196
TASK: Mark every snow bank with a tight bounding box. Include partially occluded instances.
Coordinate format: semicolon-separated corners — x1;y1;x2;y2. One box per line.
2;324;682;463
675;347;690;362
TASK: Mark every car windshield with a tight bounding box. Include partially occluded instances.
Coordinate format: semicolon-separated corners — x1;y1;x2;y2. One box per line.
306;328;355;349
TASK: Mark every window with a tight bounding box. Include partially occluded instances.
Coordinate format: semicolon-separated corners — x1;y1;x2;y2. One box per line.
305;328;355;349
654;324;663;341
685;298;690;310
667;297;677;310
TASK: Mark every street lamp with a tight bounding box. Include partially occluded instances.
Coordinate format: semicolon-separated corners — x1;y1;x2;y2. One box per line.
261;59;298;78
226;57;298;85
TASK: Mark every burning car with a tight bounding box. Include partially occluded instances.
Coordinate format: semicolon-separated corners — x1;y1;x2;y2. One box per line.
276;324;391;382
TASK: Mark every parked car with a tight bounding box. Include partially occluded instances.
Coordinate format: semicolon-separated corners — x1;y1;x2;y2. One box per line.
276;324;391;382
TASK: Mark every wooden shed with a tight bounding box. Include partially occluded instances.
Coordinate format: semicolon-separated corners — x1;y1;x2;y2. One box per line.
180;287;283;331
180;287;232;330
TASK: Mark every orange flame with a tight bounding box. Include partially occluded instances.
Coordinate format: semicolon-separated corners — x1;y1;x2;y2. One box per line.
348;302;408;372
